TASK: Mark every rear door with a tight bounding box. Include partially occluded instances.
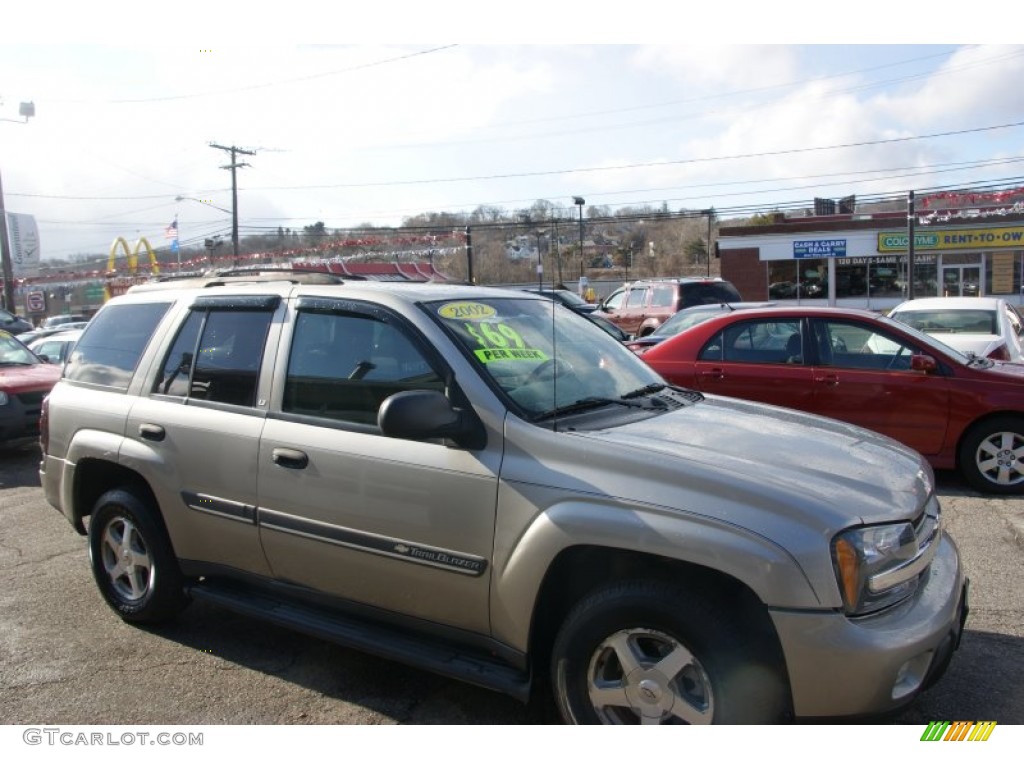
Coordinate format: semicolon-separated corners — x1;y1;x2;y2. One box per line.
125;296;280;577
691;317;816;411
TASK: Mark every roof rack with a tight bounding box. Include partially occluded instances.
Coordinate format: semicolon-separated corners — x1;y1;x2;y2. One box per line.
129;267;357;292
206;267;357;283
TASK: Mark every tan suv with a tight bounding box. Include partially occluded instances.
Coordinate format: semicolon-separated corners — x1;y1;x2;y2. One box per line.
597;277;742;337
40;270;967;724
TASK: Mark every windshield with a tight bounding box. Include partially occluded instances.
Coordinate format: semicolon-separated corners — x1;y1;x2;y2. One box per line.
0;332;42;365
427;297;666;420
553;290;590;308
891;308;998;335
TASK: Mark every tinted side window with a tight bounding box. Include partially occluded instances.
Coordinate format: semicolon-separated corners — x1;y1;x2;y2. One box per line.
283;310;443;426
602;289;626;312
813;320;921;371
716;320;801;364
649;284;676;308
153;309;272;406
65;302;171;390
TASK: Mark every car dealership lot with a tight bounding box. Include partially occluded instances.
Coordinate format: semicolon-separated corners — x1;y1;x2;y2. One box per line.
1;444;1021;725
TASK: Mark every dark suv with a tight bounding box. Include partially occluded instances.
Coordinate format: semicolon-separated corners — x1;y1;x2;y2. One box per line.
596;277;742;337
0;307;33;335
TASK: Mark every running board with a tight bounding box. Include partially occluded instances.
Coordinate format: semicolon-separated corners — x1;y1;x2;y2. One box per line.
188;580;531;702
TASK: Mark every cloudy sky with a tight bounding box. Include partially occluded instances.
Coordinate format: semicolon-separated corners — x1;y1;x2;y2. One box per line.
2;5;1023;262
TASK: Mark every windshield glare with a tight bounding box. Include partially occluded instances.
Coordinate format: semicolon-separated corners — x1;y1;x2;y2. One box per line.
429;297;665;419
876;314;971;362
0;333;41;365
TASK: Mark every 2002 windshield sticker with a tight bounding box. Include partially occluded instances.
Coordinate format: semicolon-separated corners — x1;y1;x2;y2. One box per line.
436;302;548;364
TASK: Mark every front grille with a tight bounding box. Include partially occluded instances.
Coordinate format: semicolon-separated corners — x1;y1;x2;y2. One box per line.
15;390;48;408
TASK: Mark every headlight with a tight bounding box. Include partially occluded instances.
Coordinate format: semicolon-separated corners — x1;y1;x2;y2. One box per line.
0;391;9;406
832;522;922;615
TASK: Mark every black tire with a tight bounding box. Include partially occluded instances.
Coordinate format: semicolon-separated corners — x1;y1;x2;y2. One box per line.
958;416;1024;495
550;581;788;724
88;488;188;624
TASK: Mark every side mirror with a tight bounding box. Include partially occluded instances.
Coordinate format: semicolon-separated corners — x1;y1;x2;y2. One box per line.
378;390;485;450
910;354;937;373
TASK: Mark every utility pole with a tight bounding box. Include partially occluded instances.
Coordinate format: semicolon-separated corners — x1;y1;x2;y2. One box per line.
907;191;916;300
0;171;14;311
209;143;255;262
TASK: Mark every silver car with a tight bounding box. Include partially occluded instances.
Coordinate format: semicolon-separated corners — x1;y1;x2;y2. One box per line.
39;276;968;724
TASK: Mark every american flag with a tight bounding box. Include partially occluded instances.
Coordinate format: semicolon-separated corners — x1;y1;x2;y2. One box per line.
164;219;179;240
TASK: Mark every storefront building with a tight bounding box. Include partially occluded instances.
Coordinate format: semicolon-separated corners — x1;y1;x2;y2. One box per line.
718;207;1024;310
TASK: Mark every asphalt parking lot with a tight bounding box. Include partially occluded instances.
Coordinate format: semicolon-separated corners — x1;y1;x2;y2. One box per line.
1;443;1021;725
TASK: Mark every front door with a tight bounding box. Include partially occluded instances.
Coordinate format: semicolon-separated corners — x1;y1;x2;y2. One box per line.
257;299;502;634
942;265;982;297
808;318;951;457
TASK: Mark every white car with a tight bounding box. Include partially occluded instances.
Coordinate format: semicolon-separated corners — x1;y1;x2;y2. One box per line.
889;297;1024;362
27;328;83;366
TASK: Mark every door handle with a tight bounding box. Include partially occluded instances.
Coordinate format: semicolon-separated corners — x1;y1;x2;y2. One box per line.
138;423;165;442
272;447;309;469
699;368;725;380
815;374;840;386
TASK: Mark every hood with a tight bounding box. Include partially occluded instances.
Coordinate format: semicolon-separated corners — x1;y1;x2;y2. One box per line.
0;363;62;393
568;395;932;532
961;358;1024;381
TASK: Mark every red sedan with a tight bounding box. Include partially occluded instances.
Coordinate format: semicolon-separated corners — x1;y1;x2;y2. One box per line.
639;306;1024;495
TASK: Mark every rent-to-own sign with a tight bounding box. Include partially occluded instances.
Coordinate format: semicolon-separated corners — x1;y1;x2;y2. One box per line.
878;226;1024;252
793;239;846;258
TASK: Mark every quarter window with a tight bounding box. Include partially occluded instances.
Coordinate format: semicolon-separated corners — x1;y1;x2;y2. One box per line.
65;302;171;390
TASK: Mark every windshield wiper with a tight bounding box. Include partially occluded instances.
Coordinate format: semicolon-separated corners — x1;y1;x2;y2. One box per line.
532;396;655;422
621;383;668;399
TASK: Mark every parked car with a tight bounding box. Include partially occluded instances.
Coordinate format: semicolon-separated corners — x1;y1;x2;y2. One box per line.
524;288;629;341
627;302;776;354
39;313;89;327
16;321;89;347
40;274;967;724
640;305;1024;494
27;328;83;366
889;297;1024;363
0;307;34;335
0;330;62;449
523;287;598;314
595;277;742;337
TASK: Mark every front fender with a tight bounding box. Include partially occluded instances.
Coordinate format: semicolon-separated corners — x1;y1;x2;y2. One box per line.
488;489;822;652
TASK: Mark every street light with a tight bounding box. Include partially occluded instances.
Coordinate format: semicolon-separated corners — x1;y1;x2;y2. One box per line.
534;229;546;292
175;195;231;214
573;196;585;286
1;101;35;313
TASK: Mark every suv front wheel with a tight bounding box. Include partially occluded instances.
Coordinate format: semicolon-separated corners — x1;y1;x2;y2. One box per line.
88;488;188;624
550;581;788;724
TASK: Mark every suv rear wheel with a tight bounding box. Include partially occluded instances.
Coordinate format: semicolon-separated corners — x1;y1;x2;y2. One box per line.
88;488;188;624
550;581;787;724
